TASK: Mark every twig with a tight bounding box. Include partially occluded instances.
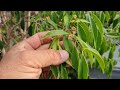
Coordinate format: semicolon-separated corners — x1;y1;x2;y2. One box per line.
24;11;31;39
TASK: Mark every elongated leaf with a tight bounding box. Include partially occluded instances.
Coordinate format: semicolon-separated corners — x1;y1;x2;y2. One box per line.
96;31;102;51
47;19;58;30
42;30;68;39
105;59;114;78
50;66;58;78
0;41;5;50
77;23;86;42
84;48;105;73
112;19;118;29
76;19;90;23
79;11;84;18
89;16;102;50
51;12;58;24
32;23;37;35
79;22;91;43
60;65;68;79
100;12;105;24
74;35;89;48
82;55;89;79
49;37;59;49
114;14;120;20
89;16;98;49
88;52;94;68
64;14;70;30
108;45;116;59
78;57;82;79
99;36;109;55
66;58;73;68
71;47;79;71
104;11;110;22
78;55;89;79
92;13;104;35
63;36;74;53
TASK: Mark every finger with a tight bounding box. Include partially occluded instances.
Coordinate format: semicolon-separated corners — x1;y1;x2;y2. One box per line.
38;44;50;50
24;31;63;50
26;49;69;68
37;41;64;50
37;49;69;67
24;31;51;49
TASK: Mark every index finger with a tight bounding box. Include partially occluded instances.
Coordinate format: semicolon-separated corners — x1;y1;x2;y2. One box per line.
25;31;51;49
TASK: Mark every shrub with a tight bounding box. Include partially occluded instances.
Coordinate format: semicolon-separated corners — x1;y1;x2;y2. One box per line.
0;11;120;79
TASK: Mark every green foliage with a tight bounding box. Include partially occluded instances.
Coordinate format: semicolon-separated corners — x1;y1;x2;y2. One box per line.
36;11;119;79
0;41;5;50
1;11;120;79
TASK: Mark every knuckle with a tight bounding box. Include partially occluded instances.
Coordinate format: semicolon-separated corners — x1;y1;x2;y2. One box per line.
47;49;60;65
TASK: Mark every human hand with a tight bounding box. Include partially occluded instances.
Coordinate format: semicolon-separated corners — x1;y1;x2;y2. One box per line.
0;31;69;79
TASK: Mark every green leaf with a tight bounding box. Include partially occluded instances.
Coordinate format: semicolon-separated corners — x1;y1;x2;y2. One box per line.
97;31;102;51
66;58;73;68
114;14;120;20
106;32;120;38
88;52;94;68
77;23;86;42
47;19;58;30
32;22;37;35
104;11;110;22
0;41;5;50
99;36;109;55
79;22;91;43
64;14;70;30
108;44;116;59
60;65;68;79
74;35;89;48
78;57;82;79
113;60;117;66
108;62;113;78
100;12;105;24
51;12;58;24
15;11;20;22
71;47;79;71
82;55;89;79
50;66;59;78
89;16;102;50
105;59;114;78
42;30;68;39
63;36;74;53
78;54;89;79
20;18;24;30
76;19;90;23
91;13;104;36
89;16;98;49
84;48;105;73
112;19;118;29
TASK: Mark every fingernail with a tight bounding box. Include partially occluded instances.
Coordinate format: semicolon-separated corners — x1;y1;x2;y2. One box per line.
59;50;69;62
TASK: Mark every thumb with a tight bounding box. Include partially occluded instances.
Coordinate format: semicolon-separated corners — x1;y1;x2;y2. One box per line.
35;49;69;68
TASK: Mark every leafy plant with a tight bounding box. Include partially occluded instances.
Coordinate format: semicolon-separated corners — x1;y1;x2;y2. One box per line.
30;11;119;79
1;11;120;79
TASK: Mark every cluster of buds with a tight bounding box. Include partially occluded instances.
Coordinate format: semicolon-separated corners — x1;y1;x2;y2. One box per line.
73;15;77;20
58;21;62;25
58;19;63;26
70;15;77;23
46;16;50;20
71;26;77;34
68;33;73;40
